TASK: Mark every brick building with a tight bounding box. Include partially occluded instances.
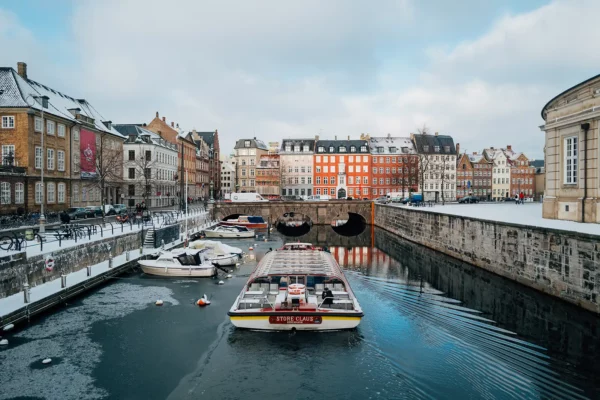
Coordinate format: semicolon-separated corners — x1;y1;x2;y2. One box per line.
256;154;281;198
507;150;535;198
314;138;370;199
0;62;124;214
193;130;221;197
369;134;418;199
456;152;493;200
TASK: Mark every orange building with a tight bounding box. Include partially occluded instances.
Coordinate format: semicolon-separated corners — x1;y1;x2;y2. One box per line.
313;139;370;199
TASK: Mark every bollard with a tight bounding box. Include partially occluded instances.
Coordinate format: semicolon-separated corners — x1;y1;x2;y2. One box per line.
23;283;30;303
139;245;143;257
161;239;165;249
61;275;67;288
87;265;92;276
126;250;130;261
108;254;113;269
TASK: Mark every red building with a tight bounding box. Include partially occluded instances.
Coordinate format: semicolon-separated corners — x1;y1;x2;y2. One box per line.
368;135;418;199
313;138;370;199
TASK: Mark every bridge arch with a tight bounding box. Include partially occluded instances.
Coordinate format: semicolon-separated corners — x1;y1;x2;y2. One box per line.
331;212;367;236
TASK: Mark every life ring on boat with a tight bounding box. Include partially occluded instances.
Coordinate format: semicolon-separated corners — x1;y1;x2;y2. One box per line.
288;283;305;295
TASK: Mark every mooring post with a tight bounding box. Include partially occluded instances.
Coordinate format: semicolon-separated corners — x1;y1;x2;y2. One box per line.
87;265;92;277
126;250;130;261
61;275;67;288
161;239;165;250
108;253;113;269
23;283;30;303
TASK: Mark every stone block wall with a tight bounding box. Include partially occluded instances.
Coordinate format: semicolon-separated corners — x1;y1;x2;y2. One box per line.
375;204;600;313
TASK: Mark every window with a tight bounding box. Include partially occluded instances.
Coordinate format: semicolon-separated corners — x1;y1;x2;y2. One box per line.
324;166;328;173
316;177;321;184
363;165;368;173
349;166;354;173
129;150;135;160
303;145;309;152
47;149;55;170
308;177;312;184
373;158;378;164
15;182;23;204
339;146;346;152
244;140;251;148
372;178;377;185
349;188;354;195
34;117;43;132
1;145;15;165
58;183;65;203
47;120;55;135
58;124;66;137
57;150;65;171
316;166;321;173
379;168;383;174
331;156;335;162
35;147;42;169
348;177;353;184
0;182;10;204
331;166;335;173
316;188;321;195
372;188;377;195
72;184;79;202
1;116;15;129
329;146;334;152
307;166;312;173
323;177;328;184
386;168;390;174
360;146;367;152
128;168;135;179
35;182;43;204
145;150;151;160
324;156;328;163
317;146;324;152
294;145;300;152
331;177;335;185
363;177;368;184
350;146;356;152
564;136;578;184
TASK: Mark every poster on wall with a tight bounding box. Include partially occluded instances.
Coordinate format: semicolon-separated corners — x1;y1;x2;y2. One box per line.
80;128;97;179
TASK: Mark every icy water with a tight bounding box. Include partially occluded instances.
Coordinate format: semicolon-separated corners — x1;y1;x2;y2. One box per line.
1;227;599;400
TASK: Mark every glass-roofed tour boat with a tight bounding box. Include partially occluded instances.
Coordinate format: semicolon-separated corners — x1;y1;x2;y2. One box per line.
228;243;363;331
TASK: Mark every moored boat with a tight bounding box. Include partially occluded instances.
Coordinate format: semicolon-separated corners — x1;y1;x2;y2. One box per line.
139;248;216;277
188;240;243;266
220;216;268;229
204;225;255;239
228;243;363;331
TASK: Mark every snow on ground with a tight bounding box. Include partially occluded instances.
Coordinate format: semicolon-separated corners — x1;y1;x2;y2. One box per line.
391;202;600;236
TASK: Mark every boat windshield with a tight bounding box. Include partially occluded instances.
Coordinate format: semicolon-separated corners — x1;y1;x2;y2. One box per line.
247;216;264;223
177;253;201;265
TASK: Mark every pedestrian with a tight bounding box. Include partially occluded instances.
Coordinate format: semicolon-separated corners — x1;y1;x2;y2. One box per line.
519;192;524;205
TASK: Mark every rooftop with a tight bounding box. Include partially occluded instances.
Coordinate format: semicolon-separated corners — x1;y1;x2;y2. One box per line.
315;139;369;154
252;250;343;278
411;134;456;154
369;136;416;155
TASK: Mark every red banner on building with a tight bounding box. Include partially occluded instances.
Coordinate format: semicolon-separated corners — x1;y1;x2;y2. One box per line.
80;128;97;179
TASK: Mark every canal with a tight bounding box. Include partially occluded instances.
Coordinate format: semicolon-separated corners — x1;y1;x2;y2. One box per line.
0;227;599;399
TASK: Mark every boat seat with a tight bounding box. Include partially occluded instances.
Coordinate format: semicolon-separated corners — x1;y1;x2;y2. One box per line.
332;299;354;310
260;283;270;292
250;283;260;291
315;283;324;293
238;299;261;309
333;283;344;291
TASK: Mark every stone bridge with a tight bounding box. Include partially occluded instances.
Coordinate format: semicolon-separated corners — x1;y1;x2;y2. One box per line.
213;200;373;226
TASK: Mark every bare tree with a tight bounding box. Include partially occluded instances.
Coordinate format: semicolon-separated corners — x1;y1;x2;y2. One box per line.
440;155;449;205
130;150;158;208
417;154;431;199
417;123;430;135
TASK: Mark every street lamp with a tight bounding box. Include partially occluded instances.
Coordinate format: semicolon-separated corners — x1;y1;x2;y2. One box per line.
26;95;49;239
209;180;214;203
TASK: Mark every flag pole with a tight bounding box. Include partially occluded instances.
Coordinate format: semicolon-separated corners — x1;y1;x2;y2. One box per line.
185;169;188;247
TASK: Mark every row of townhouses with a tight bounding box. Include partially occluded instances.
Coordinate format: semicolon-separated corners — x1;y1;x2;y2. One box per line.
227;133;542;201
0;62;220;214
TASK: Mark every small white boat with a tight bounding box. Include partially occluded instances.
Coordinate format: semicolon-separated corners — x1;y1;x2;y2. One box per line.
189;240;243;266
139;248;216;277
228;243;363;331
204;225;255;239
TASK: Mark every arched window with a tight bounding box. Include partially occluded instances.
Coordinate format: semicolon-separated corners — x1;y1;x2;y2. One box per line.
0;182;10;204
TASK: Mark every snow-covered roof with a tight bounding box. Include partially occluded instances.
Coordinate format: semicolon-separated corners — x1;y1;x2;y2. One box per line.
369;136;416;155
483;148;505;160
0;67;124;139
114;124;177;151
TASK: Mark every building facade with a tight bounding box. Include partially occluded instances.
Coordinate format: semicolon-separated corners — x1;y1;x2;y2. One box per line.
256;154;281;198
369;135;418;199
541;74;600;223
115;124;178;208
457;152;493;200
233;138;269;192
194;130;221;197
485;147;511;201
0;62;124;214
314;138;370;199
507;151;535;198
220;154;236;197
411;133;457;202
279;138;315;197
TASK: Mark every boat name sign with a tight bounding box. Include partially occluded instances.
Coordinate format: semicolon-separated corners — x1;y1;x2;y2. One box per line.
269;315;322;324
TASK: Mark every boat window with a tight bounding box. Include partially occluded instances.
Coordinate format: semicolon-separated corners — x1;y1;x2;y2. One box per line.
177;255;198;265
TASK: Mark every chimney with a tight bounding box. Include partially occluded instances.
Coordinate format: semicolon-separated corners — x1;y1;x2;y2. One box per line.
162;117;166;122
254;136;256;140
156;111;159;118
347;135;350;140
171;122;174;128
17;62;27;79
507;145;512;151
176;123;179;128
456;143;460;154
434;132;438;136
315;135;319;141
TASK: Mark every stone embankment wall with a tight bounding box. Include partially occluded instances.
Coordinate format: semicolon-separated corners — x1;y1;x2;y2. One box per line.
375;204;600;314
0;215;210;298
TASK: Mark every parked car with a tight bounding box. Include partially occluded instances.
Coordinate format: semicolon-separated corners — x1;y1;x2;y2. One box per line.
112;204;128;215
458;196;479;204
375;196;388;203
346;197;354;201
503;197;516;202
85;206;103;218
282;195;304;201
65;207;87;220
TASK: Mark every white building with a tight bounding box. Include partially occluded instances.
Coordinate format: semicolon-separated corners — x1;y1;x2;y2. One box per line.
411;133;457;202
484;147;511;200
220;154;236;198
279;138;315;197
115;124;178;208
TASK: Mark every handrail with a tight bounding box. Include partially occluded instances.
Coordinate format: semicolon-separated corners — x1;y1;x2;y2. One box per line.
317;296;335;309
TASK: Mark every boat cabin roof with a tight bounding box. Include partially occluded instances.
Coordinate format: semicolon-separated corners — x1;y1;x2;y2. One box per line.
251;250;343;279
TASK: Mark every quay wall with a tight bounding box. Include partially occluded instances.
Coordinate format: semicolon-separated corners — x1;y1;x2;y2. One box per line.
374;204;600;314
0;215;210;298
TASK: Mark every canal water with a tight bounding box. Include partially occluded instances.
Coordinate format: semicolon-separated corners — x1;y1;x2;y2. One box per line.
1;227;599;400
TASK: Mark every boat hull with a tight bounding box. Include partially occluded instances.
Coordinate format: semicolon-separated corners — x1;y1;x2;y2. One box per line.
220;221;268;229
204;230;255;239
140;264;216;277
229;314;362;331
211;254;239;266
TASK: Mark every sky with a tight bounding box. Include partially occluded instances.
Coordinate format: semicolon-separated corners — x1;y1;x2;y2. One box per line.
1;0;598;158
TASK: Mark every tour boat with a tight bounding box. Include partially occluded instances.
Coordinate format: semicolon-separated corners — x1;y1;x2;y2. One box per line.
220;216;268;229
228;243;363;331
139;248;216;277
188;240;243;266
203;225;255;239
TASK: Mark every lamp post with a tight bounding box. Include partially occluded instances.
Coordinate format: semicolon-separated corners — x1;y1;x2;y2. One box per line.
209;180;214;203
26;95;49;239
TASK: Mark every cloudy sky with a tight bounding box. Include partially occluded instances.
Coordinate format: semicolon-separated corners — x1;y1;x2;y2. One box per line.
1;0;598;157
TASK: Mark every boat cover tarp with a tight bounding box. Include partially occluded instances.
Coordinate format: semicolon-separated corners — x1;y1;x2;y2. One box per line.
189;240;243;256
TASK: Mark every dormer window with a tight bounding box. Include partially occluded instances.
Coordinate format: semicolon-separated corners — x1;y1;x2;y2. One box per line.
339;146;347;152
360;146;367;152
303;145;309;152
318;146;325;152
444;145;450;152
244;140;251;148
294;145;300;152
285;145;291;152
350;146;356;152
389;147;397;153
434;146;440;152
377;147;384;153
423;145;429;152
329;146;334;152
